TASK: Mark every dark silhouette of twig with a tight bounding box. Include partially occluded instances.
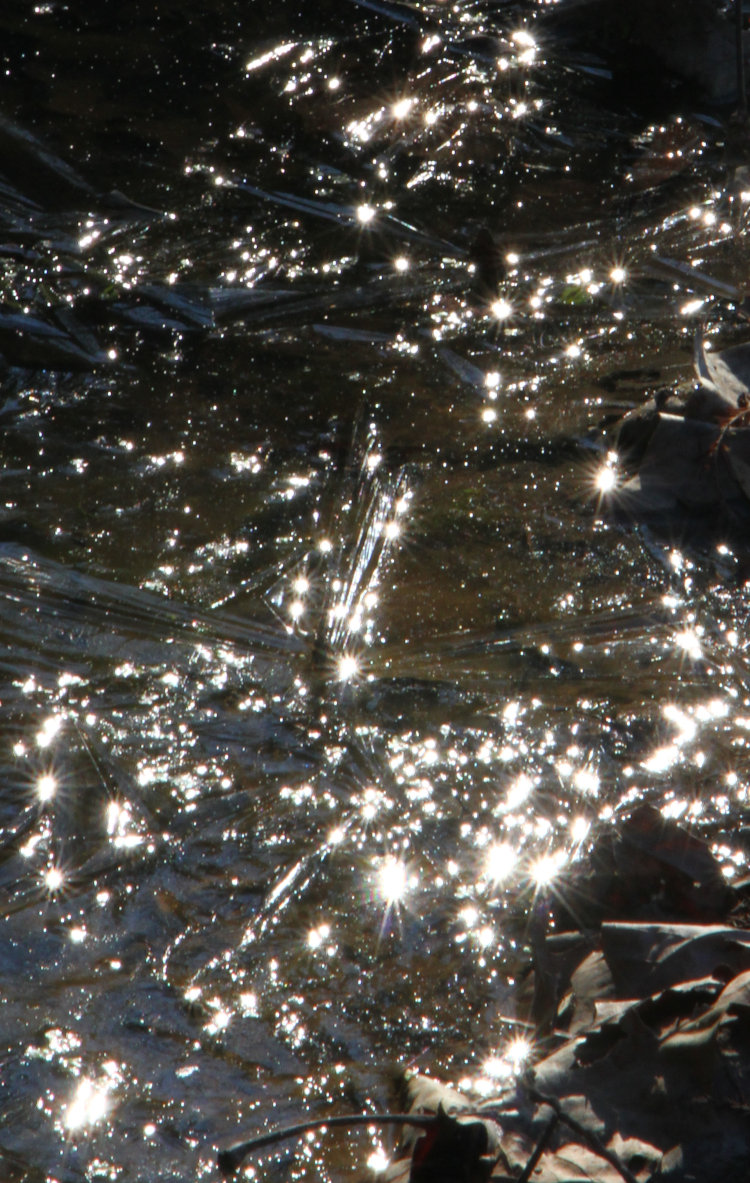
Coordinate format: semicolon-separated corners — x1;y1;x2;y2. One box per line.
737;0;748;118
217;1112;437;1176
517;1113;559;1183
525;1086;639;1183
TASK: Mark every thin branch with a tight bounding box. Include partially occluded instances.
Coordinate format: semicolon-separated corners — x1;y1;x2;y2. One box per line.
737;0;747;119
525;1086;639;1183
517;1113;559;1183
217;1113;437;1177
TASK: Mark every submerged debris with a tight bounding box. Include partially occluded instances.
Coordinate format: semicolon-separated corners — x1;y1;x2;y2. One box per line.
366;808;750;1183
605;328;750;537
217;808;750;1183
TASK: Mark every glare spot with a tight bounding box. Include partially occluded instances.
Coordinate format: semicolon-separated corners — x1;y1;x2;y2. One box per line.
460;904;478;928
681;297;705;317
528;850;566;887
595;464;617;494
36;773;57;803
482;1055;511;1081
504;771;534;810
572;766;599;796
307;922;331;950
490;297;514;322
593;451;619;495
288;599;305;622
377;856;408;905
337;654;360;681
393;255;410;273
43;865;65;893
368;1148;390;1172
477;924;495;949
392;97;414;120
570;816;590;843
357;204;376;226
36;714;63;749
642;744;681;774
484;842;517;884
512;29;536;47
505;1035;532;1069
64;1077;111;1132
238;991;259;1016
674;628;703;661
610;266;627;284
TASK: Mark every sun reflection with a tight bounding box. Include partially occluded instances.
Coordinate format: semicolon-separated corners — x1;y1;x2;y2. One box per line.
307;922;334;953
528;849;566;887
368;1147;390;1172
484;841;517;885
36;713;63;749
593;450;620;496
64;1077;111;1131
490;297;514;322
36;772;57;803
503;771;535;810
42;864;66;893
392;97;415;120
505;1035;532;1069
336;653;361;681
356;203;376;225
376;856;409;906
673;627;703;661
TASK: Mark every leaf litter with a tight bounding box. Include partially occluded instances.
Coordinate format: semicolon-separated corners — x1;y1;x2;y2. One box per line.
218;804;750;1183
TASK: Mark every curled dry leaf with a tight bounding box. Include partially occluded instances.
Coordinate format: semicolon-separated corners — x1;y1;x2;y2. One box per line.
608;330;750;529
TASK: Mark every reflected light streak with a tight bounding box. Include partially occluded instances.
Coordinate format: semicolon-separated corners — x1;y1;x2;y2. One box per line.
504;771;534;810
642;744;681;774
36;714;63;749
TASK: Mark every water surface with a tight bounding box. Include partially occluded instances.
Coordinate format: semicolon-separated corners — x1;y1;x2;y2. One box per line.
1;3;750;1181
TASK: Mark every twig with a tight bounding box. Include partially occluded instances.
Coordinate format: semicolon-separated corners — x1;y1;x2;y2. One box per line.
737;0;748;119
517;1113;559;1183
525;1086;640;1183
217;1113;437;1177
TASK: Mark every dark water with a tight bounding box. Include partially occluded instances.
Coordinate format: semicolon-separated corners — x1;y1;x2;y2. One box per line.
1;2;750;1180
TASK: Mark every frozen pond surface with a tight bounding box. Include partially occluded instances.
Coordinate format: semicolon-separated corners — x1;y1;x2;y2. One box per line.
1;2;750;1180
